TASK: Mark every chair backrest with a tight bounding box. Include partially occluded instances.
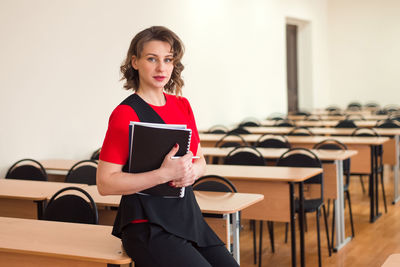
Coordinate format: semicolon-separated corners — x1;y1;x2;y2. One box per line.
384;104;400;114
335;119;357;128
227;127;250;135
376;119;400;128
276;148;323;191
375;109;388;115
5;159;48;181
313;139;350;182
347;102;362;110
287;126;314;136
294;111;311;116
43;186;98;224
65;160;98;185
255;134;291;148
351;127;380;137
193;175;237;193
325;105;341;112
239;117;261;127
223;146;266;166
207;124;229;134
215;133;248;148
345;114;365;121
365;102;379;108
90;148;101;160
274;119;295;127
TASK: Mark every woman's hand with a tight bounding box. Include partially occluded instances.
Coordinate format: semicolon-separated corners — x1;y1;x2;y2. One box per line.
159;144;196;186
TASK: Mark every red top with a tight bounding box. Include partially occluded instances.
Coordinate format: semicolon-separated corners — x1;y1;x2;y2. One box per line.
100;93;200;165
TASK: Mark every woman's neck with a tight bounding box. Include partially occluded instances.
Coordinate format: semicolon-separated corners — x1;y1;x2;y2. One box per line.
136;88;166;106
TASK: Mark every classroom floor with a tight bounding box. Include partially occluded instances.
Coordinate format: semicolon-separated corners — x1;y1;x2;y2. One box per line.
238;167;400;267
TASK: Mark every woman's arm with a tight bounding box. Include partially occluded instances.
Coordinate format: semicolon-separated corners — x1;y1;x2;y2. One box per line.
97;144;195;196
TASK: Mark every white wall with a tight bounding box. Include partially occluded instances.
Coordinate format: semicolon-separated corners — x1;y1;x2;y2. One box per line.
327;0;400;109
0;0;329;176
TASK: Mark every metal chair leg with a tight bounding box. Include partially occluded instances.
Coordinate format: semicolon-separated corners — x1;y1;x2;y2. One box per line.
252;220;257;264
316;208;322;267
267;221;275;253
258;221;263;267
322;204;332;256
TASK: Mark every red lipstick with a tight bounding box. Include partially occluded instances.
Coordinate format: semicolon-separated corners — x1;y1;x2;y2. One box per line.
154;76;165;81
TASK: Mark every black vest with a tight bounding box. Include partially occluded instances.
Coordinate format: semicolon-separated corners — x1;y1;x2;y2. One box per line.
111;94;222;247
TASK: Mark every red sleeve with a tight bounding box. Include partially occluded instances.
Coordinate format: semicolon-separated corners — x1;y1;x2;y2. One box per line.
99;105;139;165
178;97;200;155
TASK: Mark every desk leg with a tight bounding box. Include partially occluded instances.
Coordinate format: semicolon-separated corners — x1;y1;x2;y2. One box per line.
289;182;297;267
393;136;400;204
34;200;46;220
370;145;382;223
333;160;352;251
232;212;240;264
299;182;305;267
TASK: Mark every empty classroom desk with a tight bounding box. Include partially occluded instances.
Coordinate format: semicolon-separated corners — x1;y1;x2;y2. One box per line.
0;216;131;267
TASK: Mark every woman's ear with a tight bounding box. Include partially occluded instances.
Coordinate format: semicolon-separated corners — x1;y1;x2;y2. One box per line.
131;56;138;70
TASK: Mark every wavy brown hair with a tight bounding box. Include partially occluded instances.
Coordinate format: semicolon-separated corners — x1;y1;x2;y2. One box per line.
120;26;185;95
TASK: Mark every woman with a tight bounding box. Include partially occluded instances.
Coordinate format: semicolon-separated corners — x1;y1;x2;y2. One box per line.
97;26;238;267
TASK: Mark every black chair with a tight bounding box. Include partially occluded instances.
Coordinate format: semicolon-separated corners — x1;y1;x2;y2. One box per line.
335;119;357;128
193;175;238;257
239;117;261;127
215;133;248;148
90;148;101;160
223;146;273;266
277;148;331;267
365;102;379;109
325;106;341;113
43;186;98;224
347;102;362;111
65;160;98;185
6;158;48;181
376;119;400;128
207;124;229;134
351;128;387;213
267;113;286;121
384;104;400;114
287;126;314;136
274;119;295;127
345;114;365;121
294;111;311;116
305;115;321;121
375;109;388;115
255;134;291;149
391;116;400;123
313;139;355;247
227;127;250;135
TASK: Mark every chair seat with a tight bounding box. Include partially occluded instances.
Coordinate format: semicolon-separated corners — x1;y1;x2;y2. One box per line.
295;198;323;213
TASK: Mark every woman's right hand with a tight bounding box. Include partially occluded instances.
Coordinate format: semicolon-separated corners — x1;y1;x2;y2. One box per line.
159;144;194;184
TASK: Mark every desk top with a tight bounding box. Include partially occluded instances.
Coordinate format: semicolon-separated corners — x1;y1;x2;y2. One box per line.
199;133;389;146
40;159;78;171
0;216;131;264
245;126;400;137
202;147;357;161
382;254;400;267
205;164;322;182
83;186;263;214
0;179;86;201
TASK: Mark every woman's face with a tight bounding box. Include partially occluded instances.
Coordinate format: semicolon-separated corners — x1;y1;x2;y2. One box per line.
132;40;174;91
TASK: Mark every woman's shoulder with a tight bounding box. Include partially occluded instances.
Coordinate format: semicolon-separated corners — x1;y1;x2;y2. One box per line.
108;102;139;126
165;93;190;107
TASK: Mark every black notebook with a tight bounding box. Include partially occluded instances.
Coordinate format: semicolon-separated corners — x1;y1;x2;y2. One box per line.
128;121;192;198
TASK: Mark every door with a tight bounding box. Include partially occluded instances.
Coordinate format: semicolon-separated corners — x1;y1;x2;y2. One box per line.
286;24;299;113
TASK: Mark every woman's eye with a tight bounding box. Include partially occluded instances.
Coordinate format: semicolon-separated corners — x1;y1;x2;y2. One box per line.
147;57;156;62
165;58;173;63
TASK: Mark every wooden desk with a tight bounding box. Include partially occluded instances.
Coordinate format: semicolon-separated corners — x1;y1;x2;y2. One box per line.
82;186;263;265
0;216;131;267
200;134;389;223
244;127;400;204
205;164;323;267
0;179;86;219
40;159;78;172
261;120;378;128
382;254;400;267
202;147;357;251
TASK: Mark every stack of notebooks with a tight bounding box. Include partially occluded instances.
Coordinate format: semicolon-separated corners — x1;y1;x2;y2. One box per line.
128;121;193;198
